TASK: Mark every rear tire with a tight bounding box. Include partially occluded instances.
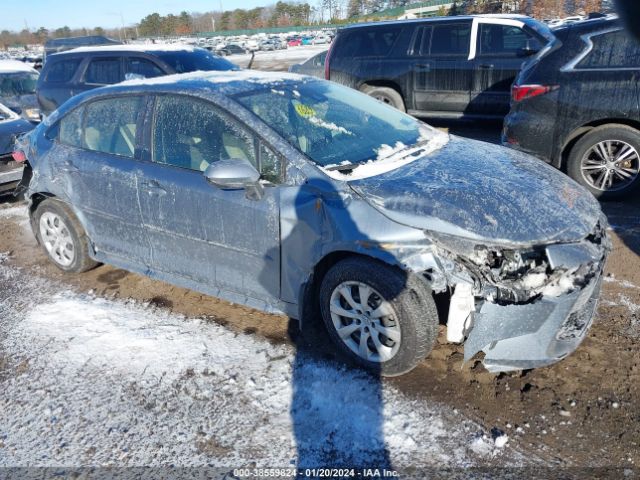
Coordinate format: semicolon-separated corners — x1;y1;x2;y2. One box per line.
33;199;98;273
319;257;438;377
566;125;640;200
361;85;406;112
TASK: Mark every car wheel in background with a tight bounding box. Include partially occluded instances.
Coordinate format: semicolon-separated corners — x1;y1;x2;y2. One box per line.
34;199;98;273
360;85;406;112
567;125;640;200
319;257;438;377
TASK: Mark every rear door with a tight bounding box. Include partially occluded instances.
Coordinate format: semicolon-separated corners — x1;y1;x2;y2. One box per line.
411;21;473;115
124;56;165;80
47;95;150;266
470;20;544;116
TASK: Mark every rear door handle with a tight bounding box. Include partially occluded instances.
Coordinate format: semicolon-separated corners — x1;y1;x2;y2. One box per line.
479;64;495;69
60;160;78;172
140;181;167;197
415;63;432;72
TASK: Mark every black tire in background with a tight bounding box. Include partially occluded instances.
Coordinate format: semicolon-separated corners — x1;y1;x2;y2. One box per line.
33;199;99;273
319;257;438;377
361;85;406;112
566;124;640;200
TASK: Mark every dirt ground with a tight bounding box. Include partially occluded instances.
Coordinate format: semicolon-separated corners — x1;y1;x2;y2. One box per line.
1;187;638;470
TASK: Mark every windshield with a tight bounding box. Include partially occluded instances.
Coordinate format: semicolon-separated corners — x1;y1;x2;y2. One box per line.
0;72;38;96
234;80;436;168
154;49;238;74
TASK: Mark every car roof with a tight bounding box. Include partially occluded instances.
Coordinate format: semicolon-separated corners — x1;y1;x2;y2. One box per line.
339;14;534;30
553;14;620;34
48;43;204;58
0;59;38;74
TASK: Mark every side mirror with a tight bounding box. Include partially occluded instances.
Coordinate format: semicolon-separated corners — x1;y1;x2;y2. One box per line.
204;158;264;200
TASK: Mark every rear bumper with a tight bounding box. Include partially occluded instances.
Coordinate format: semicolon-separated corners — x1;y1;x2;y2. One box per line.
502;110;557;165
465;264;605;373
0;165;23;186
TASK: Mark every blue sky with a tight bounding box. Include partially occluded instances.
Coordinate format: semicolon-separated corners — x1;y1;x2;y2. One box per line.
2;0;270;31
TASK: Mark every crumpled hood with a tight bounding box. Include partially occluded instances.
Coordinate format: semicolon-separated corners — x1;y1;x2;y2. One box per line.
349;136;603;246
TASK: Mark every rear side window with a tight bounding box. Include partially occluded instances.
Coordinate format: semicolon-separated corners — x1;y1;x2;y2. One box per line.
577;30;640;69
126;57;164;80
83;96;142;157
45;59;81;83
410;26;433;56
478;24;533;57
85;58;122;85
58;107;83;147
153;49;237;74
337;26;403;58
430;23;471;56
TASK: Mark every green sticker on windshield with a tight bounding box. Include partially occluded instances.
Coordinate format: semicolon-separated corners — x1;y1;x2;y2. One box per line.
294;102;316;118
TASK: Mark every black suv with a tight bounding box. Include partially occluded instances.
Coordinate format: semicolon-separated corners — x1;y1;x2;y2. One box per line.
326;15;554;118
503;16;640;199
37;46;238;116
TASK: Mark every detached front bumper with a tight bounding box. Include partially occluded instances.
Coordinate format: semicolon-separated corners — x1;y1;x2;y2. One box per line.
0;160;23;192
464;265;604;373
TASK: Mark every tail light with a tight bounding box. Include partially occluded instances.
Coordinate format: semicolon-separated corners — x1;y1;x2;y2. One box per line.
511;84;558;102
12;150;26;163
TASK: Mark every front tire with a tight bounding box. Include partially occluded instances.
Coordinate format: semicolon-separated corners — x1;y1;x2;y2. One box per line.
34;199;98;273
319;257;438;377
566;125;640;200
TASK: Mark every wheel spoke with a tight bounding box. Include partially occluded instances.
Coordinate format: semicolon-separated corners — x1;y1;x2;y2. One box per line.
369;330;392;361
358;284;372;308
336;322;360;339
358;330;370;359
372;324;401;342
330;301;359;319
338;286;359;310
595;143;609;162
369;302;394;319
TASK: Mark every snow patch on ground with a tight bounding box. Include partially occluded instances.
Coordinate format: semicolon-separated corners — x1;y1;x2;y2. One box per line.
0;263;530;468
0;205;28;220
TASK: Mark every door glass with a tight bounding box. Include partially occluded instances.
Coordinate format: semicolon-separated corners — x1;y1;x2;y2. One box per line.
58;107;84;147
259;143;282;184
478;24;532;57
45;59;81;83
430;23;471;56
83;96;142;157
578;30;640;69
85;58;121;85
152;95;257;173
126;57;164;79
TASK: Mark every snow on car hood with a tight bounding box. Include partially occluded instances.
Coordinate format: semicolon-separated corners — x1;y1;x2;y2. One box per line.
349;136;603;246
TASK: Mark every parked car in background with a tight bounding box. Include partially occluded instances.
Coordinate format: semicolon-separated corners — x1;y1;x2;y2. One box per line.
503;16;640;199
43;35;121;62
326;15;555;118
287;37;302;47
288;50;328;78
17;70;609;375
0;60;41;122
313;34;331;45
0;103;34;195
36;45;238;116
218;44;248;56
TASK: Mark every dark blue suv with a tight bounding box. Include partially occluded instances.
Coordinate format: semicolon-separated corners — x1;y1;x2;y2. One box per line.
36;45;238;116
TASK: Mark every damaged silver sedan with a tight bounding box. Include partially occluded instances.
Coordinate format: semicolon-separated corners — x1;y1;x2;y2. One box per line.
15;70;610;376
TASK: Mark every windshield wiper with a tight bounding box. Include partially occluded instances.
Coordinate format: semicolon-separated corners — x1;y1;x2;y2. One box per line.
325;141;432;172
324;162;363;172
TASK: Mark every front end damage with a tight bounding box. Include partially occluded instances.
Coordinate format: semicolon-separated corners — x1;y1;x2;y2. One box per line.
425;220;611;373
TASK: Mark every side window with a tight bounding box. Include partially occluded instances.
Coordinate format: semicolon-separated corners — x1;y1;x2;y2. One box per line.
430;23;471;56
83;96;142;157
478;24;534;57
58;107;84;147
578;30;640;69
125;57;164;80
45;59;81;83
152;95;257;173
85;58;122;85
259;143;282;184
410;26;433;56
340;26;403;58
312;51;327;67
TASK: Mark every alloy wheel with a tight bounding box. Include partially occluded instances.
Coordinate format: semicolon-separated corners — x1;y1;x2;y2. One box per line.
580;139;640;192
39;212;75;267
329;281;401;363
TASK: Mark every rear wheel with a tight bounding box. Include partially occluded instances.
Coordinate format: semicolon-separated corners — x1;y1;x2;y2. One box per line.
34;199;98;273
361;85;406;112
567;125;640;200
319;257;438;377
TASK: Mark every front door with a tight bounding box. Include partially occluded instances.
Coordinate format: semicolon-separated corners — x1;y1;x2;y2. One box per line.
136;94;282;303
412;21;473;114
